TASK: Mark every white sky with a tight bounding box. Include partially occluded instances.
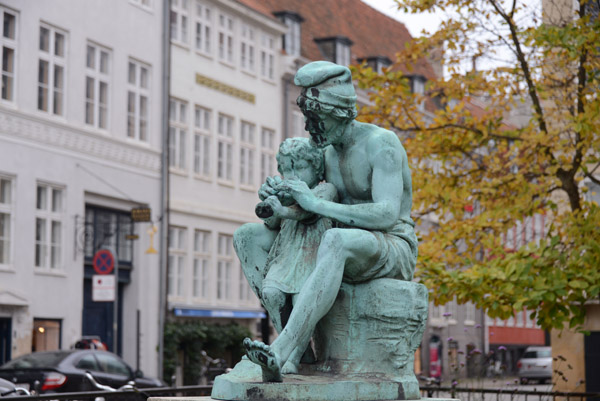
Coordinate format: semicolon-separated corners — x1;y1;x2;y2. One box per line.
361;0;444;37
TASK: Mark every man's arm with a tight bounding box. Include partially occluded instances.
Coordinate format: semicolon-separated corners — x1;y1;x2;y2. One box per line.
282;134;403;231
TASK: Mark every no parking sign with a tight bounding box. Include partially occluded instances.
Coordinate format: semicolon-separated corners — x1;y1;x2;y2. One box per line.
92;249;115;302
93;249;114;275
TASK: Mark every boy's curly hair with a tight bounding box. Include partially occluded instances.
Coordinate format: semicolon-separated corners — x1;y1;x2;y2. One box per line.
276;137;325;181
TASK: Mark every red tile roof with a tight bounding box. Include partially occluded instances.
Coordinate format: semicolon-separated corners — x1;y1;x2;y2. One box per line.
237;0;436;79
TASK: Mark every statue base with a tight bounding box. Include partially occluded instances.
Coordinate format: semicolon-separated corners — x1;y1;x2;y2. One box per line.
210;279;429;401
209;358;419;401
151;396;459;401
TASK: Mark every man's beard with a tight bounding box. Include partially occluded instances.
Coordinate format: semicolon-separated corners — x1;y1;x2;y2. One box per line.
309;126;345;148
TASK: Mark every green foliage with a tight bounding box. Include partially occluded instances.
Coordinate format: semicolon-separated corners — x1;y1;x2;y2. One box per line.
353;0;600;332
163;321;251;385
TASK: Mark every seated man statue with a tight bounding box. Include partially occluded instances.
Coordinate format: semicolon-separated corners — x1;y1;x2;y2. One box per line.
234;61;418;383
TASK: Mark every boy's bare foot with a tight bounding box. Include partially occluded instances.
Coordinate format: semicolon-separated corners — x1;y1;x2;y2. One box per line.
243;338;283;382
281;360;299;374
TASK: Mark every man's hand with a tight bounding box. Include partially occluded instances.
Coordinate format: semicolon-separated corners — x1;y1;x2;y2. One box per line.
279;180;318;212
258;176;282;201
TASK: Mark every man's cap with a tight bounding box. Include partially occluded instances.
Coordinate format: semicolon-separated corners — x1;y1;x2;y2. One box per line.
294;61;356;109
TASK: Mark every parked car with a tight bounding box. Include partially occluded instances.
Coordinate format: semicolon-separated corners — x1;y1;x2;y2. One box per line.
517;346;552;384
0;350;165;394
0;377;30;397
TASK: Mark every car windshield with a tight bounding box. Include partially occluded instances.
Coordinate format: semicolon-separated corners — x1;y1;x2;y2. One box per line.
0;352;70;369
523;350;550;359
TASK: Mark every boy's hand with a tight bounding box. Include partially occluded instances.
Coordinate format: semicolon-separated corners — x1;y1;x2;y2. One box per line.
258;176;282;201
280;180;317;212
264;195;284;218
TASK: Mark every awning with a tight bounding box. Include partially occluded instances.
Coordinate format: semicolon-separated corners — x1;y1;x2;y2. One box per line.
0;290;29;307
173;308;266;319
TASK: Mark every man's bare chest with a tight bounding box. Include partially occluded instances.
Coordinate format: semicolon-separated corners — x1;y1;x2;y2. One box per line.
326;149;372;202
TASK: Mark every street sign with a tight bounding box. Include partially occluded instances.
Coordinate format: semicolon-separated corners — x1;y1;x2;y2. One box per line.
131;207;152;222
93;249;115;275
92;274;115;302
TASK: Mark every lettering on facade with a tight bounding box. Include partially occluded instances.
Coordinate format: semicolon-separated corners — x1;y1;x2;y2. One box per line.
131;207;152;222
195;73;256;104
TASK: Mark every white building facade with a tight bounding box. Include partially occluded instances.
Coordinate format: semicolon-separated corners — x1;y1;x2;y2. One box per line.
0;0;165;377
167;0;287;332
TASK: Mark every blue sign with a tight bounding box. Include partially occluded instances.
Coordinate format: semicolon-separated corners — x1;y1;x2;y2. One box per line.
173;308;266;319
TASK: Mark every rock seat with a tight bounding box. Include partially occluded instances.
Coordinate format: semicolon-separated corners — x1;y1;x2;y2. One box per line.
211;278;428;401
311;279;429;396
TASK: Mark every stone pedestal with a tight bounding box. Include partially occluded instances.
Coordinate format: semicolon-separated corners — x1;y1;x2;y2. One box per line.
152;397;458;401
314;279;428;383
210;279;428;401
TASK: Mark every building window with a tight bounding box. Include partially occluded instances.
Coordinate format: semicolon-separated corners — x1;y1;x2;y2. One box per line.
85;43;110;129
410;76;426;111
516;310;524;327
584;180;600;204
168;226;186;298
170;0;189;45
275;12;302;57
315;37;352;66
193;105;211;177
38;24;66;116
35;183;64;270
447;299;458;325
217;113;233;181
193;229;210;299
336;40;351;66
239;267;252;301
0;177;13;266
240;23;255;72
260;128;276;181
169;98;188;170
430;302;445;321
194;1;211;54
127;60;150;141
464;302;476;325
218;13;234;63
412;76;425;95
360;56;391;74
32;319;61;352
525;309;537;328
217;234;233;300
505;312;515;327
260;33;274;80
240;122;255;186
84;207;133;263
1;7;17;102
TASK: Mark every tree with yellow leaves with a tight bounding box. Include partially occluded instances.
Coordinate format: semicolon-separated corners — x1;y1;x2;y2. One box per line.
353;0;600;331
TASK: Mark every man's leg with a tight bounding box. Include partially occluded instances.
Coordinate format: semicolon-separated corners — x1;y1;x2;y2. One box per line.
244;228;380;381
233;223;277;300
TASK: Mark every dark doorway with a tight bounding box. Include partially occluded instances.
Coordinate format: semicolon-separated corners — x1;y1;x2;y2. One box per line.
584;331;600;400
0;318;11;364
81;205;133;356
82;279;124;354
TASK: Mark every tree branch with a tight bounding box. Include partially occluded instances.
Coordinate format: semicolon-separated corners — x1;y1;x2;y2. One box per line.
487;0;550;138
585;173;600;186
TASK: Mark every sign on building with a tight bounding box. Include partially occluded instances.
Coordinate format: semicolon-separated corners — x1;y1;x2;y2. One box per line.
131;207;152;222
92;275;115;302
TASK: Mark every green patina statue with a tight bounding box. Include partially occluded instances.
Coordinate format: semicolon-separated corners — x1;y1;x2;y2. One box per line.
212;61;428;401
